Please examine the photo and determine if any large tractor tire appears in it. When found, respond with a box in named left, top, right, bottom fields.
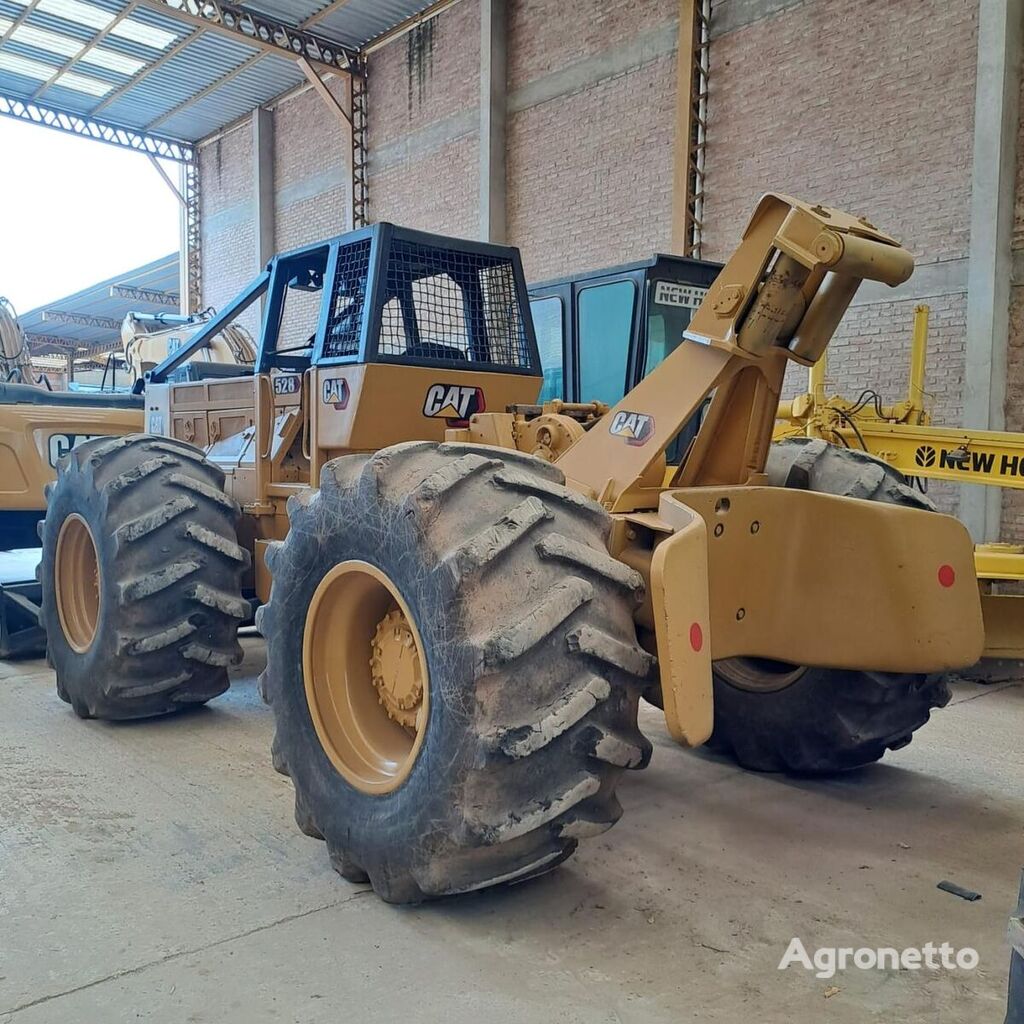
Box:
left=258, top=441, right=652, bottom=903
left=707, top=437, right=951, bottom=773
left=39, top=434, right=248, bottom=719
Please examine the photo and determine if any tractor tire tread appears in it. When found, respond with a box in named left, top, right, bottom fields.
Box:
left=40, top=433, right=245, bottom=720
left=261, top=442, right=650, bottom=903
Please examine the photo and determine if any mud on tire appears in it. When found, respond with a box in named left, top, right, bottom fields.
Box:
left=707, top=437, right=949, bottom=773
left=40, top=434, right=248, bottom=719
left=259, top=441, right=653, bottom=903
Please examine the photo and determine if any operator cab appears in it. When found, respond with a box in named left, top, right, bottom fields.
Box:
left=527, top=254, right=722, bottom=405
left=143, top=225, right=542, bottom=525
left=527, top=254, right=721, bottom=463
left=149, top=223, right=541, bottom=387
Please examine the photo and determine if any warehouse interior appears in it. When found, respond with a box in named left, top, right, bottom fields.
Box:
left=0, top=1, right=1022, bottom=1021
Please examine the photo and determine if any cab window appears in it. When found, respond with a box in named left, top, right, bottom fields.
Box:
left=644, top=279, right=707, bottom=376
left=577, top=280, right=636, bottom=406
left=529, top=296, right=564, bottom=402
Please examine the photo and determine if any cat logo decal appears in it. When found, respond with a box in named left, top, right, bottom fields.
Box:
left=608, top=410, right=655, bottom=446
left=422, top=384, right=485, bottom=423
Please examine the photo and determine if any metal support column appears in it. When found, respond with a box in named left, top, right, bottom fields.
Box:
left=253, top=106, right=275, bottom=281
left=351, top=58, right=369, bottom=228
left=671, top=0, right=710, bottom=257
left=179, top=160, right=202, bottom=316
left=962, top=0, right=1022, bottom=542
left=479, top=0, right=507, bottom=243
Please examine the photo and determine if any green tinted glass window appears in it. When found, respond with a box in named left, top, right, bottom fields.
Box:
left=530, top=296, right=564, bottom=402
left=645, top=280, right=707, bottom=376
left=577, top=281, right=636, bottom=405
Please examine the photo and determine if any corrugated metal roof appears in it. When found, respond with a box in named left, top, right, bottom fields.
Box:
left=0, top=0, right=440, bottom=146
left=20, top=252, right=179, bottom=354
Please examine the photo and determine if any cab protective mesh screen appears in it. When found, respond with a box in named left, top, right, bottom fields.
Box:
left=378, top=239, right=531, bottom=368
left=322, top=238, right=372, bottom=359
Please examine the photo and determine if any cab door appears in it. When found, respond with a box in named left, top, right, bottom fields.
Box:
left=528, top=271, right=642, bottom=404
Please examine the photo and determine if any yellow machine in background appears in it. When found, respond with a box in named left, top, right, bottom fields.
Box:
left=776, top=305, right=1024, bottom=659
left=0, top=307, right=257, bottom=541
left=120, top=311, right=256, bottom=386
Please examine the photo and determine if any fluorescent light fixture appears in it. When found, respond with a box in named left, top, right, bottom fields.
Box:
left=110, top=19, right=177, bottom=50
left=12, top=23, right=83, bottom=57
left=83, top=47, right=145, bottom=74
left=0, top=51, right=54, bottom=80
left=56, top=70, right=112, bottom=95
left=35, top=0, right=114, bottom=31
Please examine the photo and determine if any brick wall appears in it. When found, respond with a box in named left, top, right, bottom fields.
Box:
left=706, top=0, right=978, bottom=519
left=200, top=0, right=684, bottom=298
left=705, top=0, right=976, bottom=262
left=506, top=0, right=678, bottom=280
left=1003, top=286, right=1024, bottom=536
left=274, top=79, right=352, bottom=251
left=364, top=0, right=681, bottom=278
left=1002, top=70, right=1024, bottom=536
left=199, top=125, right=257, bottom=334
left=367, top=5, right=480, bottom=238
left=198, top=77, right=352, bottom=337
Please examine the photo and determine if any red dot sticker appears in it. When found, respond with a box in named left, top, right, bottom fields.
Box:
left=689, top=622, right=704, bottom=652
left=938, top=564, right=956, bottom=588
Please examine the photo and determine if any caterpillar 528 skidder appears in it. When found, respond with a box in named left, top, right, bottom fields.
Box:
left=40, top=196, right=985, bottom=902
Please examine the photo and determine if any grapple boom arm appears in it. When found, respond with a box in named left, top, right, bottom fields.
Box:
left=553, top=193, right=914, bottom=512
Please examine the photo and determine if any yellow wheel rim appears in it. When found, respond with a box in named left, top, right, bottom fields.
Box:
left=54, top=514, right=101, bottom=654
left=303, top=560, right=430, bottom=795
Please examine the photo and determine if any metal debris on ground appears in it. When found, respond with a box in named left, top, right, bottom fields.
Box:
left=937, top=880, right=982, bottom=902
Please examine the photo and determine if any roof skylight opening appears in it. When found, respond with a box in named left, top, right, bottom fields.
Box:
left=11, top=23, right=83, bottom=58
left=0, top=51, right=54, bottom=80
left=35, top=0, right=114, bottom=32
left=83, top=48, right=146, bottom=75
left=110, top=19, right=178, bottom=50
left=56, top=70, right=112, bottom=95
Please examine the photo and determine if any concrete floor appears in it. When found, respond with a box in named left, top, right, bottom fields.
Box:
left=0, top=639, right=1019, bottom=1024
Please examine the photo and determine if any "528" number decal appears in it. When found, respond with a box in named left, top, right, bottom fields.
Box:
left=272, top=374, right=300, bottom=395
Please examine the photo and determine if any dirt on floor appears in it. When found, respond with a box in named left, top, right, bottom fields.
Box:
left=0, top=639, right=1019, bottom=1023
